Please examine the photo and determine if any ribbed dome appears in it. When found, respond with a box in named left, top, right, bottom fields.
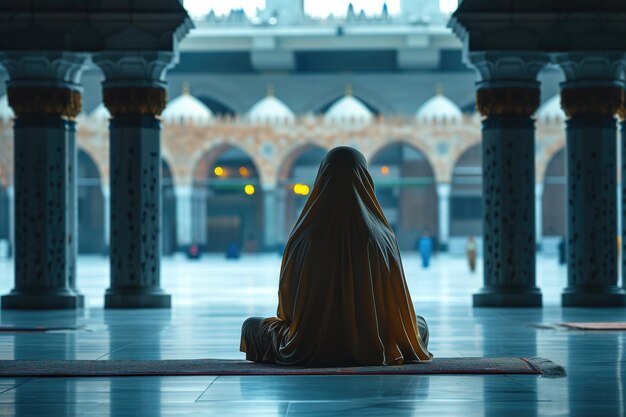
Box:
left=416, top=93, right=463, bottom=123
left=536, top=95, right=565, bottom=123
left=247, top=88, right=295, bottom=124
left=89, top=103, right=111, bottom=123
left=161, top=85, right=213, bottom=126
left=0, top=95, right=14, bottom=124
left=324, top=87, right=373, bottom=124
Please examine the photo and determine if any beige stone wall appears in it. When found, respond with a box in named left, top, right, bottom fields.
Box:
left=0, top=116, right=568, bottom=188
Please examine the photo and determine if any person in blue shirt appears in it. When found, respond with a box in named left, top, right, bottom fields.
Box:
left=417, top=231, right=433, bottom=269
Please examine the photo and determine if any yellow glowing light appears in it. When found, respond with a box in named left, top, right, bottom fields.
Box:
left=380, top=165, right=390, bottom=175
left=244, top=184, right=255, bottom=195
left=239, top=166, right=250, bottom=177
left=214, top=166, right=224, bottom=177
left=293, top=183, right=310, bottom=196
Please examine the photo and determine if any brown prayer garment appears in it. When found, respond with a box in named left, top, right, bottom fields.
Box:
left=241, top=146, right=433, bottom=366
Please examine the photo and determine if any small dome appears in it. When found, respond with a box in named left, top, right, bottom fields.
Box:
left=324, top=88, right=373, bottom=124
left=89, top=103, right=111, bottom=123
left=161, top=84, right=213, bottom=126
left=536, top=95, right=565, bottom=123
left=247, top=87, right=295, bottom=124
left=0, top=95, right=14, bottom=124
left=416, top=92, right=463, bottom=123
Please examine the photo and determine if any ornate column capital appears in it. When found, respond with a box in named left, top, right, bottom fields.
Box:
left=555, top=52, right=625, bottom=118
left=0, top=52, right=89, bottom=119
left=92, top=51, right=177, bottom=89
left=469, top=52, right=549, bottom=117
left=554, top=52, right=625, bottom=88
left=92, top=51, right=177, bottom=117
left=436, top=183, right=451, bottom=199
left=469, top=52, right=550, bottom=89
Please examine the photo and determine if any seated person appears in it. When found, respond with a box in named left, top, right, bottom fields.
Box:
left=241, top=146, right=432, bottom=367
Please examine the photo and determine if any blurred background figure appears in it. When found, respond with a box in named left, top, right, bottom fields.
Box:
left=244, top=233, right=258, bottom=253
left=466, top=235, right=477, bottom=273
left=557, top=237, right=566, bottom=266
left=186, top=244, right=201, bottom=260
left=226, top=242, right=241, bottom=259
left=417, top=230, right=433, bottom=269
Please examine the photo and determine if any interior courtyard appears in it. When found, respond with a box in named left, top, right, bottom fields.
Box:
left=0, top=0, right=626, bottom=416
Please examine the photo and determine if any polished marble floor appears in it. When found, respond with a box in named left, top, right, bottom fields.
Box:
left=0, top=253, right=623, bottom=416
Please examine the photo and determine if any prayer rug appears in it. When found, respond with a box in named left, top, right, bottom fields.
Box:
left=0, top=325, right=84, bottom=333
left=0, top=357, right=565, bottom=377
left=558, top=322, right=626, bottom=330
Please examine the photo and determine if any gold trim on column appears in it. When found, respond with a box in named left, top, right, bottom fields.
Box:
left=103, top=87, right=167, bottom=116
left=616, top=90, right=626, bottom=121
left=7, top=86, right=82, bottom=119
left=560, top=86, right=622, bottom=118
left=476, top=87, right=540, bottom=117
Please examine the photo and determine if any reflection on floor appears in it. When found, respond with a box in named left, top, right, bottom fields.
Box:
left=0, top=254, right=623, bottom=416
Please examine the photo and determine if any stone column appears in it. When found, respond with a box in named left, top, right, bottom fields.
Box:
left=102, top=185, right=110, bottom=250
left=470, top=52, right=548, bottom=307
left=93, top=52, right=177, bottom=308
left=7, top=185, right=14, bottom=257
left=192, top=186, right=208, bottom=245
left=621, top=103, right=626, bottom=290
left=535, top=183, right=543, bottom=251
left=175, top=184, right=192, bottom=250
left=436, top=183, right=451, bottom=251
left=262, top=184, right=278, bottom=251
left=555, top=53, right=625, bottom=306
left=276, top=186, right=288, bottom=246
left=0, top=52, right=87, bottom=309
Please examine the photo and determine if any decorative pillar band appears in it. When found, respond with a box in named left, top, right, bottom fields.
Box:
left=560, top=86, right=622, bottom=118
left=617, top=91, right=626, bottom=121
left=103, top=87, right=167, bottom=117
left=7, top=86, right=81, bottom=119
left=476, top=87, right=540, bottom=117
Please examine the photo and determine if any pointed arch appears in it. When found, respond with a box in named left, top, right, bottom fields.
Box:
left=369, top=141, right=438, bottom=250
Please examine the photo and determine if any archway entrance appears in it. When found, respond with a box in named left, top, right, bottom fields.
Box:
left=369, top=143, right=438, bottom=250
left=278, top=145, right=326, bottom=244
left=193, top=146, right=263, bottom=253
left=450, top=144, right=482, bottom=252
left=161, top=159, right=177, bottom=256
left=542, top=148, right=566, bottom=252
left=77, top=150, right=104, bottom=254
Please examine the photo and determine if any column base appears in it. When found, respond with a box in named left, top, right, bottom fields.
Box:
left=1, top=290, right=84, bottom=310
left=562, top=286, right=625, bottom=307
left=105, top=288, right=171, bottom=309
left=473, top=287, right=542, bottom=307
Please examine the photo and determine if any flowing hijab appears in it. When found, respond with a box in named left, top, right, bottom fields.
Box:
left=245, top=146, right=432, bottom=366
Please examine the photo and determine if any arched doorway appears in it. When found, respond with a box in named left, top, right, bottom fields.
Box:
left=278, top=145, right=326, bottom=244
left=370, top=143, right=438, bottom=250
left=161, top=159, right=177, bottom=256
left=0, top=162, right=9, bottom=257
left=542, top=148, right=566, bottom=252
left=77, top=150, right=105, bottom=254
left=193, top=146, right=263, bottom=253
left=450, top=144, right=482, bottom=251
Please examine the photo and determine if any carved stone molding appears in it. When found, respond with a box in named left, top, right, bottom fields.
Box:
left=0, top=52, right=88, bottom=90
left=560, top=86, right=622, bottom=118
left=468, top=52, right=550, bottom=89
left=554, top=52, right=626, bottom=89
left=7, top=86, right=82, bottom=119
left=103, top=87, right=167, bottom=117
left=92, top=52, right=177, bottom=89
left=476, top=87, right=540, bottom=117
